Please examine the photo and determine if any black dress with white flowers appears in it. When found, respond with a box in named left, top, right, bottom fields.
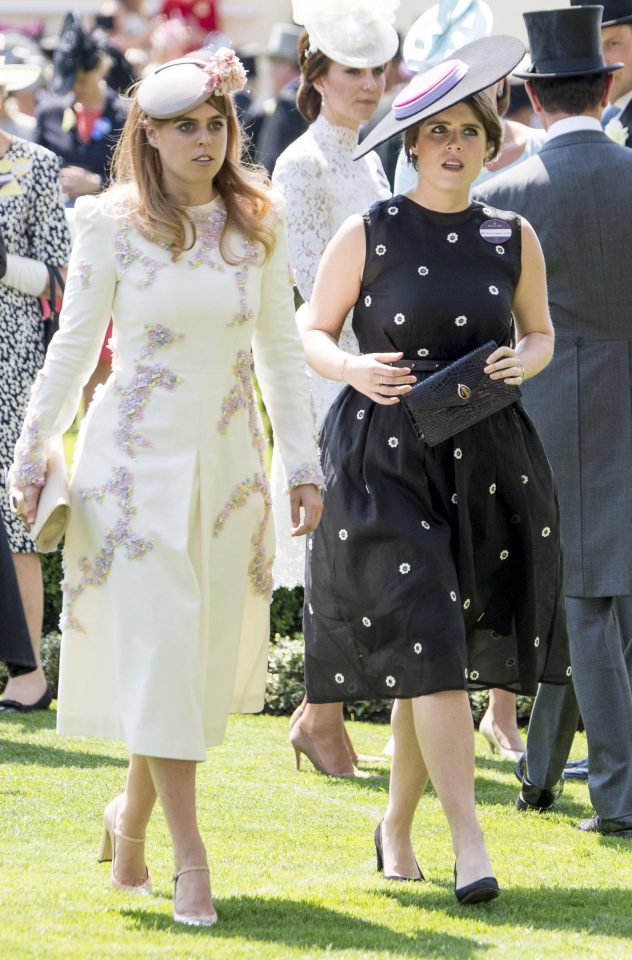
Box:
left=304, top=197, right=570, bottom=701
left=0, top=137, right=71, bottom=552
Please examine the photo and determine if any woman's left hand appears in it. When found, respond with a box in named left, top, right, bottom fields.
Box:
left=484, top=345, right=525, bottom=385
left=289, top=483, right=323, bottom=537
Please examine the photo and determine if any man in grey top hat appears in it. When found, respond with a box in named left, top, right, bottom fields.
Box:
left=478, top=4, right=632, bottom=837
left=573, top=0, right=632, bottom=144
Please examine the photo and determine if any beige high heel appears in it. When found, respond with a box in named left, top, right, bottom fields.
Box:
left=290, top=700, right=387, bottom=767
left=172, top=865, right=217, bottom=927
left=290, top=720, right=375, bottom=778
left=97, top=796, right=152, bottom=895
left=478, top=713, right=524, bottom=762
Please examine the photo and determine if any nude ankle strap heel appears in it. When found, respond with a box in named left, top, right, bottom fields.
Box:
left=172, top=865, right=217, bottom=927
left=98, top=797, right=152, bottom=895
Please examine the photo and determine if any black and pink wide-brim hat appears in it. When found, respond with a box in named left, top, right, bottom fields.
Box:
left=354, top=34, right=525, bottom=160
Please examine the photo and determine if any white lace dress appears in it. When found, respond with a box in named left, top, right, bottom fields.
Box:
left=270, top=114, right=391, bottom=587
left=11, top=190, right=322, bottom=760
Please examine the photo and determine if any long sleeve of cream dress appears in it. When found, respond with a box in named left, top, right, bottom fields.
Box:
left=270, top=114, right=391, bottom=588
left=12, top=189, right=322, bottom=760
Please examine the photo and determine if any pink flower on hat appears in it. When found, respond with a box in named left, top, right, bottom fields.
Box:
left=202, top=47, right=248, bottom=97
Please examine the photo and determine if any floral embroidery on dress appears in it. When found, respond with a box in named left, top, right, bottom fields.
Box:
left=418, top=266, right=429, bottom=276
left=417, top=348, right=429, bottom=357
left=115, top=221, right=168, bottom=289
left=399, top=562, right=411, bottom=574
left=287, top=461, right=324, bottom=490
left=365, top=295, right=372, bottom=307
left=534, top=636, right=540, bottom=647
left=11, top=414, right=46, bottom=487
left=338, top=529, right=349, bottom=541
left=114, top=325, right=183, bottom=458
left=335, top=673, right=345, bottom=684
left=394, top=313, right=406, bottom=325
left=385, top=675, right=396, bottom=688
left=447, top=233, right=458, bottom=243
left=500, top=549, right=509, bottom=560
left=489, top=285, right=499, bottom=296
left=388, top=437, right=399, bottom=448
left=217, top=351, right=266, bottom=462
left=356, top=410, right=365, bottom=420
left=387, top=206, right=399, bottom=216
left=542, top=527, right=551, bottom=537
left=188, top=207, right=226, bottom=272
left=414, top=643, right=422, bottom=654
left=455, top=316, right=467, bottom=327
left=62, top=467, right=152, bottom=633
left=229, top=238, right=259, bottom=328
left=496, top=245, right=505, bottom=256
left=78, top=259, right=92, bottom=290
left=375, top=244, right=386, bottom=256
left=213, top=472, right=273, bottom=598
left=362, top=617, right=371, bottom=627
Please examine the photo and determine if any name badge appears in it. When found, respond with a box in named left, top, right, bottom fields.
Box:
left=480, top=219, right=512, bottom=244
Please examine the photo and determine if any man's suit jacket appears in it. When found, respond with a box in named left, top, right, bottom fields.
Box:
left=619, top=99, right=632, bottom=146
left=478, top=130, right=632, bottom=597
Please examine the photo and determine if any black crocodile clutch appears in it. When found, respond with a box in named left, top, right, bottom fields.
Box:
left=401, top=340, right=521, bottom=447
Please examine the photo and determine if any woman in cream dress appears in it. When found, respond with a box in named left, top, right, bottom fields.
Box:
left=10, top=53, right=322, bottom=926
left=270, top=0, right=397, bottom=778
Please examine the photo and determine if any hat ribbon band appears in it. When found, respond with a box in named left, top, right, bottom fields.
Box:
left=533, top=55, right=606, bottom=74
left=393, top=59, right=468, bottom=120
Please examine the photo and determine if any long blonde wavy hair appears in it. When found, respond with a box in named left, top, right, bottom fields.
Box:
left=109, top=91, right=275, bottom=263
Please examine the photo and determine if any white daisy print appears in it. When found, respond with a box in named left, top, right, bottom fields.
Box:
left=463, top=598, right=471, bottom=610
left=489, top=285, right=499, bottom=296
left=496, top=245, right=505, bottom=255
left=455, top=315, right=467, bottom=327
left=338, top=529, right=348, bottom=541
left=365, top=295, right=372, bottom=307
left=447, top=232, right=458, bottom=243
left=421, top=520, right=430, bottom=530
left=399, top=562, right=411, bottom=574
left=465, top=668, right=469, bottom=679
left=482, top=207, right=493, bottom=216
left=414, top=643, right=422, bottom=654
left=376, top=244, right=386, bottom=256
left=417, top=348, right=429, bottom=357
left=451, top=493, right=458, bottom=504
left=534, top=636, right=540, bottom=648
left=387, top=206, right=399, bottom=216
left=356, top=409, right=365, bottom=420
left=470, top=670, right=480, bottom=680
left=385, top=675, right=396, bottom=688
left=418, top=265, right=429, bottom=276
left=542, top=527, right=551, bottom=538
left=394, top=313, right=406, bottom=325
left=454, top=448, right=463, bottom=459
left=566, top=666, right=572, bottom=677
left=450, top=591, right=457, bottom=601
left=500, top=549, right=509, bottom=560
left=388, top=437, right=399, bottom=448
left=521, top=474, right=529, bottom=484
left=362, top=617, right=372, bottom=627
left=335, top=673, right=345, bottom=684
left=489, top=483, right=496, bottom=494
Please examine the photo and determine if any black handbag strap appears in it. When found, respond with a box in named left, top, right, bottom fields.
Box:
left=46, top=265, right=65, bottom=319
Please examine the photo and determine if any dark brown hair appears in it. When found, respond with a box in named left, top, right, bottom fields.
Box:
left=528, top=72, right=609, bottom=115
left=110, top=91, right=275, bottom=264
left=296, top=29, right=333, bottom=123
left=403, top=91, right=504, bottom=170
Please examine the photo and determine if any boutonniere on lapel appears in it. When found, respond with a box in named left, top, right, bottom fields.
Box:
left=61, top=107, right=76, bottom=132
left=0, top=155, right=33, bottom=198
left=604, top=118, right=629, bottom=145
left=91, top=117, right=113, bottom=142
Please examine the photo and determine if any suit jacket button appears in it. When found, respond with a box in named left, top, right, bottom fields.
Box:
left=575, top=336, right=584, bottom=346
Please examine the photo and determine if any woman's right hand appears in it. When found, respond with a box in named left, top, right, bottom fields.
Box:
left=9, top=481, right=42, bottom=528
left=342, top=352, right=416, bottom=405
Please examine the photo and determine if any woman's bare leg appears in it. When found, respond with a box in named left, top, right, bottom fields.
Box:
left=112, top=754, right=157, bottom=886
left=2, top=552, right=46, bottom=703
left=146, top=757, right=214, bottom=920
left=294, top=701, right=357, bottom=775
left=479, top=689, right=524, bottom=755
left=411, top=690, right=493, bottom=888
left=380, top=698, right=428, bottom=878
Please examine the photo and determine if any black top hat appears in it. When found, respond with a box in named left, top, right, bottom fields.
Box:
left=52, top=11, right=104, bottom=95
left=514, top=6, right=623, bottom=79
left=571, top=1, right=632, bottom=27
left=354, top=35, right=525, bottom=161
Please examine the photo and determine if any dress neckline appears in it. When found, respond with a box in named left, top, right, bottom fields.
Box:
left=397, top=194, right=480, bottom=226
left=311, top=114, right=359, bottom=153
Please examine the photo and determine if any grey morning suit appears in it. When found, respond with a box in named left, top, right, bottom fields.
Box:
left=479, top=128, right=632, bottom=819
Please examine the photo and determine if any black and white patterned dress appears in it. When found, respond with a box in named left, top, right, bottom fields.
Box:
left=304, top=197, right=570, bottom=702
left=0, top=137, right=71, bottom=551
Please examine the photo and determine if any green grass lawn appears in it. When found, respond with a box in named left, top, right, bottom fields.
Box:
left=2, top=712, right=630, bottom=960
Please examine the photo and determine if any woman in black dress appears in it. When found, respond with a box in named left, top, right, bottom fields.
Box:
left=300, top=37, right=570, bottom=904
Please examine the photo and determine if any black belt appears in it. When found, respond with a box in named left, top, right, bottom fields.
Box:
left=389, top=357, right=450, bottom=373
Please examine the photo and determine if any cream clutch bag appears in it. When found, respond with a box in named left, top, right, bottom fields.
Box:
left=9, top=437, right=70, bottom=553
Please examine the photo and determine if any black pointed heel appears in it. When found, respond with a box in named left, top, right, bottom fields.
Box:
left=454, top=863, right=499, bottom=904
left=374, top=820, right=424, bottom=882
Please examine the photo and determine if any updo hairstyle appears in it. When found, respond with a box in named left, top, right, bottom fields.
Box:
left=296, top=29, right=333, bottom=123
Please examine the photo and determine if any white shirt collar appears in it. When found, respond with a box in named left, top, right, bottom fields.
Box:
left=546, top=115, right=603, bottom=141
left=614, top=89, right=632, bottom=112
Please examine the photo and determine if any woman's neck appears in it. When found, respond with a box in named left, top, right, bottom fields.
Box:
left=319, top=104, right=359, bottom=132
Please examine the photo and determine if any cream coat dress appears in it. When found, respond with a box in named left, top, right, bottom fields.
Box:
left=12, top=190, right=322, bottom=761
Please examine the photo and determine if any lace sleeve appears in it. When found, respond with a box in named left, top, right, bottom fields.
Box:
left=272, top=149, right=332, bottom=301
